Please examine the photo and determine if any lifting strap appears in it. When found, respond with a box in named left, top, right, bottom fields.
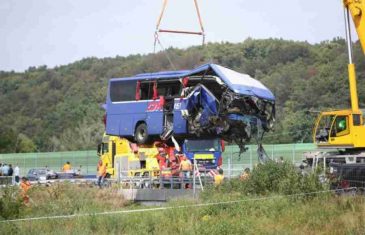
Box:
left=154, top=0, right=205, bottom=51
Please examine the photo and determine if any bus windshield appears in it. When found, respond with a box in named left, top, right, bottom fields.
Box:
left=185, top=139, right=220, bottom=152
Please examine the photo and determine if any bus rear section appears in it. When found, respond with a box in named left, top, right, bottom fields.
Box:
left=105, top=76, right=188, bottom=143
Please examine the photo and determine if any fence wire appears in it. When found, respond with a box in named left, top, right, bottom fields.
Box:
left=0, top=143, right=316, bottom=178
left=222, top=143, right=316, bottom=178
left=0, top=150, right=98, bottom=177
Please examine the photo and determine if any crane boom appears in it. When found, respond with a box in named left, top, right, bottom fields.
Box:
left=344, top=7, right=360, bottom=112
left=344, top=0, right=365, bottom=54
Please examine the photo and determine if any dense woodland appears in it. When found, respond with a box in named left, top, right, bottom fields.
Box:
left=1, top=38, right=365, bottom=153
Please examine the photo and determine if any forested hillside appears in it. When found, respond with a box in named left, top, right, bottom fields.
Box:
left=1, top=38, right=364, bottom=153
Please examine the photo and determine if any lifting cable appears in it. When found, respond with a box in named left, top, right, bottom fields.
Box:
left=154, top=0, right=206, bottom=53
left=153, top=0, right=214, bottom=70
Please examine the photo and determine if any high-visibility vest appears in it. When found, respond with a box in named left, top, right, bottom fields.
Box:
left=180, top=160, right=191, bottom=171
left=214, top=174, right=224, bottom=186
left=98, top=164, right=106, bottom=176
left=20, top=181, right=31, bottom=194
left=63, top=164, right=71, bottom=171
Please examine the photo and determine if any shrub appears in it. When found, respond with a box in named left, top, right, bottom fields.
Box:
left=202, top=161, right=327, bottom=200
left=0, top=187, right=23, bottom=220
left=247, top=161, right=326, bottom=196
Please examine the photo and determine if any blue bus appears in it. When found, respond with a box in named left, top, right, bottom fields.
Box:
left=105, top=63, right=275, bottom=146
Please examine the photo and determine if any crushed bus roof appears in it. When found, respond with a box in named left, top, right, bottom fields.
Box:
left=110, top=63, right=275, bottom=101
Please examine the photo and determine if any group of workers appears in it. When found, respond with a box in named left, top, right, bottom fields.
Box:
left=15, top=161, right=82, bottom=205
left=0, top=162, right=20, bottom=184
left=157, top=148, right=191, bottom=176
left=61, top=161, right=83, bottom=175
left=156, top=147, right=225, bottom=186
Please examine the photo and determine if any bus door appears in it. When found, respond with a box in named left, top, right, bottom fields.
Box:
left=158, top=80, right=181, bottom=139
left=145, top=81, right=164, bottom=135
left=173, top=98, right=187, bottom=134
left=134, top=80, right=149, bottom=126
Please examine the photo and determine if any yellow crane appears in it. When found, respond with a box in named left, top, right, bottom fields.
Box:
left=308, top=0, right=365, bottom=164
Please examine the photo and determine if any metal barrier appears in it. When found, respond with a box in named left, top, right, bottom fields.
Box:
left=0, top=150, right=98, bottom=177
left=0, top=143, right=316, bottom=179
left=329, top=162, right=365, bottom=193
left=116, top=173, right=214, bottom=189
left=222, top=143, right=316, bottom=177
left=0, top=176, right=13, bottom=186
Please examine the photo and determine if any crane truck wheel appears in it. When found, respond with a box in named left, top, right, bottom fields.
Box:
left=135, top=123, right=149, bottom=144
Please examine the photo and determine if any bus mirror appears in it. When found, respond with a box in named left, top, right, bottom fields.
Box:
left=103, top=114, right=106, bottom=126
left=97, top=144, right=102, bottom=156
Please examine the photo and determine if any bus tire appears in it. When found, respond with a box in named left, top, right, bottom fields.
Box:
left=135, top=123, right=149, bottom=144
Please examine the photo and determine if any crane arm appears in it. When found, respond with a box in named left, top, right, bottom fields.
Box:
left=344, top=0, right=365, bottom=53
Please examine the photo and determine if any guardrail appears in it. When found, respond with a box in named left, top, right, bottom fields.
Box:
left=116, top=175, right=214, bottom=190
left=0, top=176, right=13, bottom=186
left=0, top=143, right=316, bottom=177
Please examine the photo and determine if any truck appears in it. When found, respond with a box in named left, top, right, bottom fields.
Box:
left=182, top=138, right=223, bottom=171
left=97, top=134, right=223, bottom=178
left=97, top=134, right=162, bottom=178
left=304, top=0, right=365, bottom=166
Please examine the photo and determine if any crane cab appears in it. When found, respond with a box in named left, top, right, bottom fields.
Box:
left=314, top=110, right=365, bottom=149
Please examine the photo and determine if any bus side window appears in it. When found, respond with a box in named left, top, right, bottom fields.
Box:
left=110, top=80, right=136, bottom=102
left=157, top=81, right=181, bottom=98
left=136, top=81, right=141, bottom=100
left=140, top=82, right=154, bottom=100
left=153, top=81, right=158, bottom=100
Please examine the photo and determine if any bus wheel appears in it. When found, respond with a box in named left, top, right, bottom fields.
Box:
left=135, top=123, right=149, bottom=144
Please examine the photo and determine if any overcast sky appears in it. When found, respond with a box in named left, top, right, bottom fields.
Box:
left=0, top=0, right=354, bottom=72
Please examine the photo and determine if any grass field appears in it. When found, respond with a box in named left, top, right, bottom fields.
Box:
left=5, top=189, right=364, bottom=235
left=1, top=162, right=365, bottom=234
left=0, top=143, right=316, bottom=177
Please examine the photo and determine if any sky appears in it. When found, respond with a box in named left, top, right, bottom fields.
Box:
left=0, top=0, right=354, bottom=72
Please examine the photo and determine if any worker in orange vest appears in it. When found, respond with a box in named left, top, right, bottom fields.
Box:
left=156, top=148, right=168, bottom=170
left=20, top=177, right=31, bottom=204
left=97, top=160, right=103, bottom=172
left=62, top=161, right=72, bottom=172
left=97, top=162, right=107, bottom=188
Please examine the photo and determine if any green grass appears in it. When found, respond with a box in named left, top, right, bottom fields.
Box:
left=1, top=184, right=365, bottom=234
left=1, top=162, right=364, bottom=234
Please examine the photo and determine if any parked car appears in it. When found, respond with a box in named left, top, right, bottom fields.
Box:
left=27, top=168, right=57, bottom=181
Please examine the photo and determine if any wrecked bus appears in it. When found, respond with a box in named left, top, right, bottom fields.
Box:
left=105, top=63, right=275, bottom=151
